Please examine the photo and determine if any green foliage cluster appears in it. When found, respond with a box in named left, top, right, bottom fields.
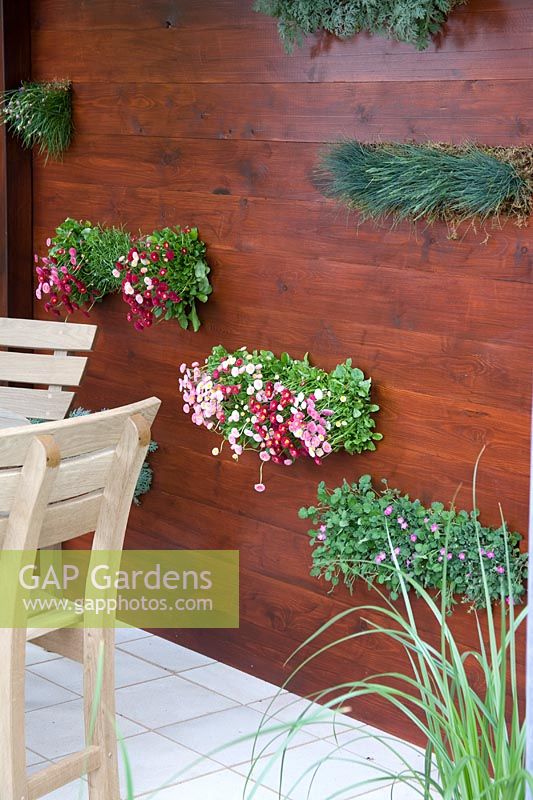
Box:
left=137, top=226, right=212, bottom=332
left=1, top=81, right=72, bottom=159
left=254, top=0, right=466, bottom=51
left=206, top=346, right=382, bottom=454
left=321, top=141, right=533, bottom=234
left=36, top=220, right=212, bottom=330
left=299, top=474, right=527, bottom=608
left=35, top=218, right=130, bottom=316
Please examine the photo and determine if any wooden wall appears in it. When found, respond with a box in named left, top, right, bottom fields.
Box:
left=30, top=0, right=532, bottom=740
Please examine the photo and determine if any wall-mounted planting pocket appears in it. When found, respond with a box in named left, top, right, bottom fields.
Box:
left=301, top=473, right=527, bottom=608
left=1, top=80, right=72, bottom=160
left=254, top=0, right=467, bottom=52
left=320, top=141, right=532, bottom=238
left=179, top=346, right=381, bottom=491
left=35, top=220, right=212, bottom=332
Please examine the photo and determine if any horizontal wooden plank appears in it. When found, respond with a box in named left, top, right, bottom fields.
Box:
left=62, top=80, right=533, bottom=145
left=0, top=397, right=159, bottom=466
left=0, top=387, right=74, bottom=420
left=0, top=490, right=103, bottom=548
left=35, top=135, right=319, bottom=200
left=150, top=440, right=529, bottom=536
left=0, top=351, right=88, bottom=386
left=28, top=747, right=101, bottom=799
left=36, top=134, right=533, bottom=225
left=0, top=316, right=97, bottom=351
left=54, top=236, right=530, bottom=348
left=31, top=0, right=531, bottom=31
left=32, top=0, right=253, bottom=30
left=39, top=490, right=102, bottom=546
left=31, top=12, right=533, bottom=85
left=0, top=448, right=114, bottom=510
left=30, top=627, right=83, bottom=661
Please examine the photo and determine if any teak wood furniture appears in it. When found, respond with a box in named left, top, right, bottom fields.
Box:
left=0, top=316, right=97, bottom=421
left=0, top=397, right=160, bottom=799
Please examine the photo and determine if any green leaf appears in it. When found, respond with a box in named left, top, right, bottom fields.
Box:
left=189, top=304, right=201, bottom=332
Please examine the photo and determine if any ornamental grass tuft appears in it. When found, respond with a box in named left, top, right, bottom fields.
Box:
left=321, top=141, right=533, bottom=235
left=254, top=0, right=467, bottom=51
left=1, top=80, right=72, bottom=160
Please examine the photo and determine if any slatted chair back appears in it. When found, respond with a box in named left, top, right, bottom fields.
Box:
left=0, top=396, right=160, bottom=799
left=0, top=316, right=97, bottom=421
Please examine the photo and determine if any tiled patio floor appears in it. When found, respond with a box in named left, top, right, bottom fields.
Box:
left=25, top=629, right=425, bottom=799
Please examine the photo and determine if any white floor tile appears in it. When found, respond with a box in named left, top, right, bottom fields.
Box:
left=365, top=780, right=431, bottom=800
left=116, top=674, right=237, bottom=729
left=183, top=661, right=281, bottom=704
left=140, top=767, right=279, bottom=799
left=118, top=635, right=214, bottom=672
left=29, top=649, right=170, bottom=694
left=234, top=738, right=397, bottom=800
left=337, top=728, right=426, bottom=774
left=27, top=749, right=45, bottom=767
left=26, top=670, right=79, bottom=711
left=115, top=626, right=153, bottom=644
left=250, top=693, right=360, bottom=739
left=158, top=704, right=313, bottom=768
left=20, top=637, right=425, bottom=800
left=26, top=642, right=62, bottom=666
left=117, top=731, right=222, bottom=797
left=26, top=698, right=146, bottom=760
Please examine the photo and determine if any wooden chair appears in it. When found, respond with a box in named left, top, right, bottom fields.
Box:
left=0, top=396, right=160, bottom=799
left=0, top=317, right=98, bottom=421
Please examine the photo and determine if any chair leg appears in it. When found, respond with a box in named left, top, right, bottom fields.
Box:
left=0, top=629, right=27, bottom=799
left=84, top=628, right=120, bottom=799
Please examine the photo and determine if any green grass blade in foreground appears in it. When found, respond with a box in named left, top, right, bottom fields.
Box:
left=259, top=456, right=530, bottom=798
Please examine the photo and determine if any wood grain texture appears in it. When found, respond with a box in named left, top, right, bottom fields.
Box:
left=31, top=10, right=533, bottom=84
left=0, top=350, right=87, bottom=385
left=0, top=316, right=97, bottom=350
left=59, top=81, right=533, bottom=145
left=30, top=0, right=532, bottom=742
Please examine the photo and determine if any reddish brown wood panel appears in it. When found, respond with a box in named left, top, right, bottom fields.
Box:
left=30, top=0, right=532, bottom=741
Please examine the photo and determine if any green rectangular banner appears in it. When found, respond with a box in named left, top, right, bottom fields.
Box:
left=0, top=550, right=239, bottom=629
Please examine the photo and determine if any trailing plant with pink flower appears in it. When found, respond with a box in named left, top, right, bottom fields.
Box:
left=299, top=474, right=526, bottom=608
left=179, top=346, right=381, bottom=490
left=115, top=226, right=211, bottom=332
left=34, top=218, right=130, bottom=317
left=35, top=220, right=211, bottom=330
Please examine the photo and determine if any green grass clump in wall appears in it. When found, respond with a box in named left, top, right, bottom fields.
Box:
left=321, top=141, right=533, bottom=235
left=254, top=0, right=466, bottom=51
left=1, top=80, right=72, bottom=160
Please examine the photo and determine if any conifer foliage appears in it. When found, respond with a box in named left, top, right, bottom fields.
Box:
left=254, top=0, right=466, bottom=51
